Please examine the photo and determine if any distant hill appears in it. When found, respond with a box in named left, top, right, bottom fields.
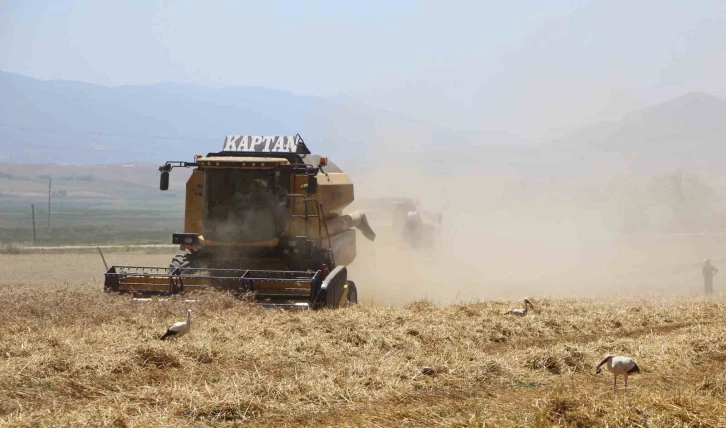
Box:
left=0, top=71, right=488, bottom=173
left=3, top=69, right=726, bottom=181
left=3, top=77, right=726, bottom=238
left=547, top=92, right=726, bottom=175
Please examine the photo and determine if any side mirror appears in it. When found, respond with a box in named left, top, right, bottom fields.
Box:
left=307, top=176, right=318, bottom=194
left=160, top=171, right=169, bottom=191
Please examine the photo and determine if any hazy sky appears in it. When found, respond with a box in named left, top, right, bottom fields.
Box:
left=2, top=0, right=725, bottom=142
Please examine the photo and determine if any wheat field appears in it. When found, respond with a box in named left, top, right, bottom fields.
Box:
left=1, top=253, right=725, bottom=427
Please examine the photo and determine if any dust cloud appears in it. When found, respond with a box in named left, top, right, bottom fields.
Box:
left=344, top=152, right=723, bottom=307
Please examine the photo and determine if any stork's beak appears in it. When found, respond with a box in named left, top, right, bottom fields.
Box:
left=595, top=355, right=611, bottom=373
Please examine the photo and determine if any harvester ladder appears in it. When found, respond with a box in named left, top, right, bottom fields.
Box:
left=289, top=193, right=323, bottom=244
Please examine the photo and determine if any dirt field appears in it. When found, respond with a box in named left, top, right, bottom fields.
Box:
left=1, top=251, right=725, bottom=427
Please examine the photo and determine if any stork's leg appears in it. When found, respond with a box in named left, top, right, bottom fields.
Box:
left=613, top=375, right=617, bottom=391
left=624, top=374, right=628, bottom=388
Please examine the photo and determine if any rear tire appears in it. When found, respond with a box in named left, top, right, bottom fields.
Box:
left=346, top=280, right=358, bottom=305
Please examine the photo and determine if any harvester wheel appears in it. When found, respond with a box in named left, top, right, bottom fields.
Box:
left=346, top=280, right=358, bottom=305
left=169, top=254, right=193, bottom=273
left=318, top=265, right=351, bottom=309
left=168, top=254, right=194, bottom=295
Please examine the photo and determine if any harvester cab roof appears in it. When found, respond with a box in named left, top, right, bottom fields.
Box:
left=158, top=134, right=342, bottom=190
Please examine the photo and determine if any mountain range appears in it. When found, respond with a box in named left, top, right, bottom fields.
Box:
left=2, top=70, right=726, bottom=180
left=0, top=71, right=487, bottom=170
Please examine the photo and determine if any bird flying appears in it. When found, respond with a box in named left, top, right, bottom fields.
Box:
left=160, top=309, right=192, bottom=340
left=506, top=298, right=534, bottom=316
left=596, top=354, right=640, bottom=391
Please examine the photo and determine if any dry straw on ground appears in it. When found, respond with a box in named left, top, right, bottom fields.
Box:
left=1, top=282, right=725, bottom=427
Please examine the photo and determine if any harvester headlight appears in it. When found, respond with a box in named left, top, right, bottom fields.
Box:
left=172, top=233, right=200, bottom=245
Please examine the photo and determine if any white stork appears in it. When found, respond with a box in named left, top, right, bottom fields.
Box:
left=595, top=354, right=640, bottom=391
left=160, top=309, right=192, bottom=340
left=505, top=298, right=534, bottom=316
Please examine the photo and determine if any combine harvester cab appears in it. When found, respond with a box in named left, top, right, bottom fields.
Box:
left=104, top=134, right=375, bottom=309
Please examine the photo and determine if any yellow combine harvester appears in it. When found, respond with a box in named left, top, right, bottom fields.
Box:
left=104, top=135, right=376, bottom=309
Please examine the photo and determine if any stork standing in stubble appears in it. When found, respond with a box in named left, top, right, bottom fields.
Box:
left=596, top=354, right=640, bottom=391
left=506, top=298, right=534, bottom=316
left=160, top=309, right=192, bottom=340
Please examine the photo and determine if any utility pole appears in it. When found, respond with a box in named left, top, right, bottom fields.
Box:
left=47, top=177, right=51, bottom=230
left=31, top=204, right=37, bottom=244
